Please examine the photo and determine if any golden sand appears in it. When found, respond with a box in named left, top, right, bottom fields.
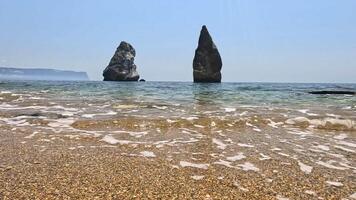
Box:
left=0, top=122, right=355, bottom=200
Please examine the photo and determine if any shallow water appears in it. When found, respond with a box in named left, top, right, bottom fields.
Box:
left=0, top=81, right=355, bottom=198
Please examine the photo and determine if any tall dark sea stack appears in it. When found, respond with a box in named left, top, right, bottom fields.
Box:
left=103, top=41, right=140, bottom=81
left=193, top=25, right=222, bottom=83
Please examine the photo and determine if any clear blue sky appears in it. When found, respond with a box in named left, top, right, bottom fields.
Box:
left=0, top=0, right=355, bottom=82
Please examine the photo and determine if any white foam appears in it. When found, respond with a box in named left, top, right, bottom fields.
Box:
left=267, top=119, right=282, bottom=128
left=253, top=128, right=261, bottom=132
left=0, top=103, right=47, bottom=110
left=82, top=111, right=117, bottom=118
left=334, top=145, right=355, bottom=153
left=24, top=131, right=39, bottom=139
left=350, top=192, right=356, bottom=199
left=185, top=116, right=199, bottom=121
left=48, top=118, right=75, bottom=128
left=0, top=91, right=12, bottom=94
left=179, top=161, right=209, bottom=170
left=154, top=137, right=199, bottom=147
left=316, top=145, right=330, bottom=151
left=28, top=96, right=45, bottom=100
left=246, top=122, right=253, bottom=127
left=114, top=104, right=141, bottom=109
left=152, top=105, right=167, bottom=110
left=298, top=109, right=309, bottom=114
left=0, top=118, right=29, bottom=127
left=39, top=139, right=51, bottom=142
left=287, top=129, right=313, bottom=136
left=265, top=178, right=273, bottom=183
left=276, top=195, right=289, bottom=200
left=140, top=151, right=156, bottom=158
left=212, top=138, right=227, bottom=150
left=114, top=130, right=148, bottom=138
left=285, top=117, right=308, bottom=125
left=298, top=161, right=313, bottom=174
left=333, top=134, right=348, bottom=140
left=307, top=113, right=319, bottom=116
left=304, top=190, right=316, bottom=196
left=60, top=111, right=75, bottom=117
left=121, top=153, right=139, bottom=157
left=214, top=160, right=235, bottom=168
left=166, top=119, right=176, bottom=123
left=326, top=181, right=343, bottom=187
left=285, top=117, right=355, bottom=130
left=226, top=153, right=246, bottom=161
left=171, top=165, right=179, bottom=169
left=326, top=113, right=341, bottom=118
left=297, top=109, right=318, bottom=116
left=259, top=153, right=271, bottom=160
left=238, top=143, right=254, bottom=148
left=316, top=160, right=347, bottom=170
left=191, top=175, right=204, bottom=180
left=238, top=162, right=259, bottom=172
left=224, top=108, right=236, bottom=112
left=81, top=114, right=96, bottom=118
left=278, top=152, right=290, bottom=157
left=101, top=135, right=120, bottom=145
left=179, top=128, right=204, bottom=137
left=239, top=111, right=248, bottom=116
left=194, top=124, right=205, bottom=128
left=337, top=141, right=356, bottom=148
left=51, top=105, right=79, bottom=112
left=233, top=182, right=249, bottom=192
left=102, top=137, right=143, bottom=146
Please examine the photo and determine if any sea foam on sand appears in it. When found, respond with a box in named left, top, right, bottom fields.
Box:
left=212, top=138, right=227, bottom=150
left=140, top=151, right=156, bottom=158
left=180, top=161, right=209, bottom=170
left=298, top=161, right=313, bottom=174
left=238, top=162, right=259, bottom=172
left=226, top=153, right=246, bottom=161
left=101, top=135, right=120, bottom=145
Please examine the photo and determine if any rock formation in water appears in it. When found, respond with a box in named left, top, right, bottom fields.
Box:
left=193, top=25, right=222, bottom=83
left=103, top=41, right=140, bottom=81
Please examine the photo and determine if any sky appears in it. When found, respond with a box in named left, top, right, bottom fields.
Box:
left=0, top=0, right=355, bottom=83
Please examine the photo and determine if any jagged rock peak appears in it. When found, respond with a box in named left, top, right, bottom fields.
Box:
left=193, top=25, right=222, bottom=83
left=103, top=41, right=140, bottom=81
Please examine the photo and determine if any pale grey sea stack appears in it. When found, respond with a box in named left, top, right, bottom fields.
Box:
left=193, top=25, right=222, bottom=83
left=103, top=41, right=140, bottom=81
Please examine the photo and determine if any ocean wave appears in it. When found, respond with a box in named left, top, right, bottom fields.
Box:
left=285, top=117, right=355, bottom=131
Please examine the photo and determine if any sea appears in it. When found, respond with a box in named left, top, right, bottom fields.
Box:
left=0, top=81, right=355, bottom=198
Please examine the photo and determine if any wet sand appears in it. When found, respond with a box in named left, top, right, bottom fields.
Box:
left=1, top=120, right=355, bottom=199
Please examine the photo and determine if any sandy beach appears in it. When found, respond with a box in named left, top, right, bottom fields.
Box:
left=1, top=118, right=355, bottom=199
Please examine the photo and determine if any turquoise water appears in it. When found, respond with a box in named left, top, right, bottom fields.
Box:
left=0, top=81, right=356, bottom=130
left=1, top=81, right=355, bottom=107
left=0, top=81, right=355, bottom=130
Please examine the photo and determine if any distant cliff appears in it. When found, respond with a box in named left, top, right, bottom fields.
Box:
left=0, top=67, right=89, bottom=81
